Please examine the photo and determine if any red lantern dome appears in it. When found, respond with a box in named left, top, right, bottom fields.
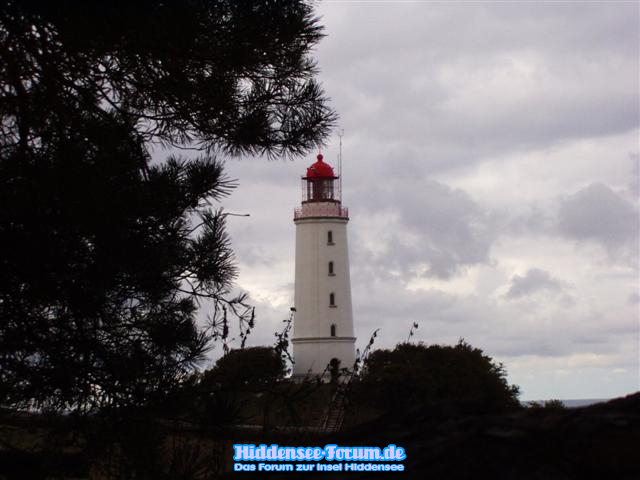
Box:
left=305, top=153, right=337, bottom=179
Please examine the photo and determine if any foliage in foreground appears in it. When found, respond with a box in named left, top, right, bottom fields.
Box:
left=0, top=0, right=335, bottom=413
left=201, top=347, right=287, bottom=391
left=354, top=340, right=521, bottom=415
left=192, top=347, right=288, bottom=426
left=0, top=114, right=239, bottom=413
left=526, top=399, right=566, bottom=411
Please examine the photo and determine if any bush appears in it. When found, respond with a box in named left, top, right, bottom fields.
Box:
left=189, top=347, right=286, bottom=426
left=355, top=340, right=520, bottom=414
left=527, top=399, right=566, bottom=411
left=201, top=347, right=286, bottom=391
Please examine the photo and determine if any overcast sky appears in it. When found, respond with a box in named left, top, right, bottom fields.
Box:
left=208, top=2, right=638, bottom=400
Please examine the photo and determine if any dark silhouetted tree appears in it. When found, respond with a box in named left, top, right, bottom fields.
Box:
left=0, top=0, right=336, bottom=157
left=0, top=111, right=241, bottom=412
left=201, top=347, right=286, bottom=391
left=356, top=340, right=521, bottom=414
left=527, top=399, right=566, bottom=411
left=0, top=0, right=336, bottom=413
left=190, top=347, right=286, bottom=426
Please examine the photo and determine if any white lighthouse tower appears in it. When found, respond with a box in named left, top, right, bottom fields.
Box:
left=292, top=153, right=356, bottom=379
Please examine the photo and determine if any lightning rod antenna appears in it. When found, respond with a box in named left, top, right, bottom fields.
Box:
left=338, top=129, right=344, bottom=202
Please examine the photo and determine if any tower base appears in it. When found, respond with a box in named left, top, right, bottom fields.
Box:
left=291, top=336, right=356, bottom=381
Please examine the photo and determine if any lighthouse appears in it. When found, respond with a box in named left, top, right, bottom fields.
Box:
left=292, top=153, right=356, bottom=379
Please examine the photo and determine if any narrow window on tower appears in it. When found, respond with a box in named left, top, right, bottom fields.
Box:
left=329, top=293, right=336, bottom=307
left=328, top=261, right=335, bottom=276
left=327, top=230, right=334, bottom=245
left=330, top=324, right=336, bottom=337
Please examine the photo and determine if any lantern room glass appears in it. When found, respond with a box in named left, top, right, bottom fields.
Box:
left=302, top=177, right=340, bottom=203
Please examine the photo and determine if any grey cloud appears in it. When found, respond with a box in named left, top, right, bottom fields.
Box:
left=506, top=268, right=564, bottom=299
left=350, top=178, right=497, bottom=279
left=396, top=181, right=495, bottom=278
left=234, top=244, right=277, bottom=268
left=505, top=204, right=555, bottom=236
left=317, top=3, right=638, bottom=174
left=350, top=272, right=632, bottom=362
left=557, top=183, right=639, bottom=260
left=320, top=4, right=637, bottom=72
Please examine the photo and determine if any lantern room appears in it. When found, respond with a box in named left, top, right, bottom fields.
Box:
left=301, top=153, right=341, bottom=203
